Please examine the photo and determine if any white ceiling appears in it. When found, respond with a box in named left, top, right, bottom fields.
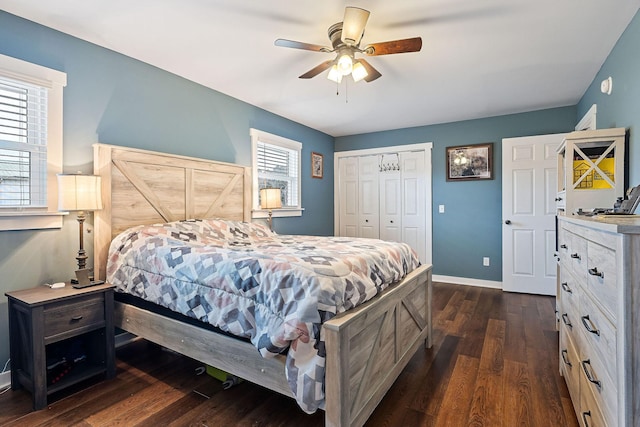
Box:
left=1, top=0, right=639, bottom=137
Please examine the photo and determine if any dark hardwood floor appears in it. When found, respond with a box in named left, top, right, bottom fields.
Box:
left=0, top=282, right=579, bottom=426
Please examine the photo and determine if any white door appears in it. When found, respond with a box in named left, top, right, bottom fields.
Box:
left=502, top=133, right=565, bottom=295
left=358, top=155, right=379, bottom=239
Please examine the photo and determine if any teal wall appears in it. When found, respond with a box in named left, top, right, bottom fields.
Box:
left=335, top=107, right=577, bottom=281
left=0, top=11, right=334, bottom=366
left=577, top=10, right=640, bottom=186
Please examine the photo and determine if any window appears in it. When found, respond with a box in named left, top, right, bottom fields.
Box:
left=0, top=54, right=67, bottom=231
left=250, top=128, right=303, bottom=218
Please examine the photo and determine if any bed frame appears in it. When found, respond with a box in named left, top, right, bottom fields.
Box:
left=93, top=143, right=432, bottom=427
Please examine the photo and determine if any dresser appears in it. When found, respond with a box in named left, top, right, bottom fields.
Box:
left=557, top=215, right=640, bottom=426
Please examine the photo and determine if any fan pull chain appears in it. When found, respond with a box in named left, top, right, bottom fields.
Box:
left=345, top=78, right=349, bottom=104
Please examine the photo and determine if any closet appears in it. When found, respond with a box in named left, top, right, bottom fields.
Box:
left=335, top=145, right=432, bottom=265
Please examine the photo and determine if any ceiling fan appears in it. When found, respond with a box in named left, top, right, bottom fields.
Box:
left=275, top=7, right=422, bottom=84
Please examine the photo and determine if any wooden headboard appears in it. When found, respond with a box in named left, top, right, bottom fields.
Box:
left=92, top=143, right=251, bottom=280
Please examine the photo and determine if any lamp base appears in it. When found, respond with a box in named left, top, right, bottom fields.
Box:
left=72, top=280, right=105, bottom=289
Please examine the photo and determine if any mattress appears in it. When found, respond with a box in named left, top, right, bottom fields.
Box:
left=107, top=218, right=420, bottom=413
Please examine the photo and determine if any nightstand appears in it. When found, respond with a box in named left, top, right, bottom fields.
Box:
left=5, top=282, right=115, bottom=410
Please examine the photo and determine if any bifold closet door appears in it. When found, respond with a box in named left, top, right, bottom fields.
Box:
left=399, top=151, right=427, bottom=264
left=338, top=157, right=358, bottom=237
left=379, top=166, right=401, bottom=243
left=357, top=155, right=380, bottom=239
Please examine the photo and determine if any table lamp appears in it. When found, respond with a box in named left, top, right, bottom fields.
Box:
left=259, top=188, right=281, bottom=231
left=57, top=173, right=102, bottom=277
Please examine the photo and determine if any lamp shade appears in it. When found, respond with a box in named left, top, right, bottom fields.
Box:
left=57, top=174, right=103, bottom=211
left=351, top=61, right=368, bottom=82
left=341, top=7, right=370, bottom=45
left=259, top=188, right=282, bottom=210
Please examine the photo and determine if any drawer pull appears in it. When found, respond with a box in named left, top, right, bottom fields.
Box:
left=561, top=313, right=572, bottom=328
left=560, top=282, right=572, bottom=293
left=570, top=253, right=581, bottom=260
left=582, top=411, right=592, bottom=427
left=71, top=315, right=84, bottom=322
left=581, top=315, right=600, bottom=336
left=560, top=244, right=568, bottom=249
left=588, top=267, right=604, bottom=278
left=581, top=359, right=602, bottom=390
left=561, top=349, right=572, bottom=367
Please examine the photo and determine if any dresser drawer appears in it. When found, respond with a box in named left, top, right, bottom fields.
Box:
left=578, top=292, right=617, bottom=386
left=565, top=230, right=588, bottom=284
left=579, top=351, right=617, bottom=426
left=44, top=295, right=106, bottom=341
left=560, top=284, right=581, bottom=345
left=579, top=377, right=609, bottom=427
left=585, top=241, right=617, bottom=323
left=560, top=323, right=580, bottom=405
left=559, top=267, right=580, bottom=315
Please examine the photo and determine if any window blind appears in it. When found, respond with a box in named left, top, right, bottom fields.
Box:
left=0, top=77, right=48, bottom=207
left=257, top=141, right=299, bottom=208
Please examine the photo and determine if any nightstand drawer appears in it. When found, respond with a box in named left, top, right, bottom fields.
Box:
left=44, top=295, right=105, bottom=341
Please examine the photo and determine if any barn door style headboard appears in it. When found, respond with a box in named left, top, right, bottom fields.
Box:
left=93, top=143, right=252, bottom=280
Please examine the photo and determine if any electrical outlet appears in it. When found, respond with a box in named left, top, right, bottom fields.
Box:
left=438, top=204, right=445, bottom=213
left=483, top=257, right=490, bottom=266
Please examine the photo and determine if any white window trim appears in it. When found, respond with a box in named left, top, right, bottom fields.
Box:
left=250, top=128, right=303, bottom=219
left=0, top=53, right=67, bottom=231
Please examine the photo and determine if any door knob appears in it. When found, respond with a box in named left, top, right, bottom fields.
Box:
left=505, top=220, right=512, bottom=225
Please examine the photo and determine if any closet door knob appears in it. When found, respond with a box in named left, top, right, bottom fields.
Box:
left=504, top=220, right=512, bottom=225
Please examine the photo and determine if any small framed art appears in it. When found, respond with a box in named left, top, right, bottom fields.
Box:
left=446, top=143, right=493, bottom=181
left=311, top=152, right=323, bottom=179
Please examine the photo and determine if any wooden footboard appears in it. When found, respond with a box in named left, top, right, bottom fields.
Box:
left=323, top=264, right=432, bottom=427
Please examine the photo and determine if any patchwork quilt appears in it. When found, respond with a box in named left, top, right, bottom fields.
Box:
left=107, top=218, right=420, bottom=413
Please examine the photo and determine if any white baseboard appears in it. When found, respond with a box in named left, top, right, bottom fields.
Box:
left=0, top=370, right=10, bottom=390
left=432, top=274, right=502, bottom=290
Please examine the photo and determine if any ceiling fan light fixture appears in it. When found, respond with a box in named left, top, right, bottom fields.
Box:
left=342, top=7, right=370, bottom=45
left=327, top=64, right=343, bottom=83
left=351, top=61, right=368, bottom=82
left=337, top=54, right=353, bottom=75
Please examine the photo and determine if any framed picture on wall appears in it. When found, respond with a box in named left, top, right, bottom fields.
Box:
left=311, top=152, right=323, bottom=179
left=446, top=143, right=493, bottom=181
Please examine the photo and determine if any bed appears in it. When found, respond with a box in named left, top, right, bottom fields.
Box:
left=93, top=143, right=432, bottom=427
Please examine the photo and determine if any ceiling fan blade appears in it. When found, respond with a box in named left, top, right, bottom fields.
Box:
left=363, top=37, right=422, bottom=56
left=275, top=39, right=332, bottom=52
left=341, top=7, right=370, bottom=45
left=299, top=60, right=334, bottom=79
left=358, top=59, right=382, bottom=82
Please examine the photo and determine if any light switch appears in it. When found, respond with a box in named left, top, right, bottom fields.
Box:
left=438, top=204, right=445, bottom=213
